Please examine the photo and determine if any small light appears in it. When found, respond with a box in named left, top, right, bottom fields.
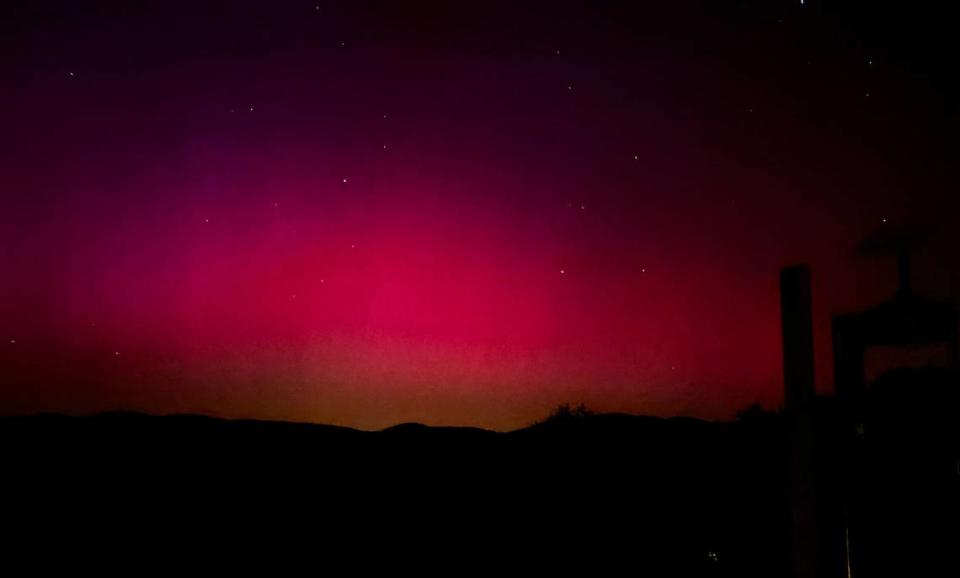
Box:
left=114, top=351, right=120, bottom=356
left=560, top=269, right=565, bottom=274
left=9, top=339, right=15, bottom=344
left=342, top=178, right=348, bottom=183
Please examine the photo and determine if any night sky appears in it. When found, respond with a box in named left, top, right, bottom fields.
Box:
left=2, top=1, right=959, bottom=430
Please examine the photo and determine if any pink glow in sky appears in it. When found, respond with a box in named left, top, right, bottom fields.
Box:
left=3, top=1, right=958, bottom=429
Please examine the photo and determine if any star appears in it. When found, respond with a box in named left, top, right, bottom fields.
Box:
left=9, top=338, right=15, bottom=344
left=560, top=269, right=566, bottom=274
left=203, top=218, right=210, bottom=223
left=633, top=155, right=639, bottom=160
left=567, top=85, right=573, bottom=91
left=249, top=106, right=255, bottom=112
left=114, top=351, right=120, bottom=356
left=580, top=204, right=585, bottom=210
left=350, top=244, right=356, bottom=249
left=342, top=178, right=348, bottom=183
left=881, top=217, right=887, bottom=223
left=641, top=268, right=646, bottom=273
left=68, top=72, right=75, bottom=77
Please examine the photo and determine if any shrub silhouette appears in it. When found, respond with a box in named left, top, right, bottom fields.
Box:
left=735, top=402, right=777, bottom=424
left=539, top=402, right=595, bottom=425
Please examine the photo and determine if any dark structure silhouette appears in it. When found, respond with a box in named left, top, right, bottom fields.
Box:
left=784, top=233, right=960, bottom=578
left=834, top=228, right=959, bottom=401
left=833, top=288, right=958, bottom=403
left=780, top=265, right=819, bottom=578
left=781, top=265, right=816, bottom=412
left=831, top=238, right=959, bottom=578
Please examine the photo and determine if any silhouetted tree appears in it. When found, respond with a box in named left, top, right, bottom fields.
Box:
left=541, top=402, right=595, bottom=424
left=735, top=402, right=778, bottom=425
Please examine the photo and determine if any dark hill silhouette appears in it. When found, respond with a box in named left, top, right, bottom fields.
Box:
left=3, top=372, right=956, bottom=576
left=2, top=406, right=786, bottom=576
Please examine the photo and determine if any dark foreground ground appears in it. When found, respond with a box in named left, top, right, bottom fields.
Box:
left=2, top=369, right=957, bottom=575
